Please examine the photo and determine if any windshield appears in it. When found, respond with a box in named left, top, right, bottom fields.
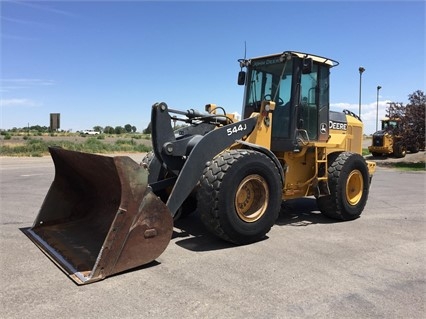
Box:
left=243, top=57, right=293, bottom=117
left=382, top=120, right=399, bottom=130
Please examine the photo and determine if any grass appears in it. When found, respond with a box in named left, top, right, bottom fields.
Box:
left=2, top=140, right=424, bottom=173
left=0, top=137, right=152, bottom=157
left=393, top=162, right=426, bottom=171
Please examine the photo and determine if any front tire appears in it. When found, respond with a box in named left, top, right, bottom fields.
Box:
left=197, top=149, right=282, bottom=244
left=317, top=152, right=370, bottom=221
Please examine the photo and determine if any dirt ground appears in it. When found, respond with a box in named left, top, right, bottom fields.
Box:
left=363, top=137, right=426, bottom=166
left=365, top=152, right=426, bottom=165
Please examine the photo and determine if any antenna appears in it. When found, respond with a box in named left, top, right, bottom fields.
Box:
left=237, top=41, right=247, bottom=85
left=239, top=41, right=247, bottom=70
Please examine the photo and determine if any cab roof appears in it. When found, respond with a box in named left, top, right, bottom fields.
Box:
left=249, top=50, right=339, bottom=67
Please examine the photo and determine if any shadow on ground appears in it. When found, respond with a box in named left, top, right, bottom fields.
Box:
left=171, top=197, right=340, bottom=252
left=276, top=197, right=340, bottom=227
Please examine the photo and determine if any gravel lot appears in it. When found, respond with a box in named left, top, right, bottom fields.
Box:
left=0, top=153, right=425, bottom=319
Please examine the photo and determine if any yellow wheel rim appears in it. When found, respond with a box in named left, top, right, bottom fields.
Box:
left=346, top=170, right=364, bottom=205
left=235, top=174, right=269, bottom=222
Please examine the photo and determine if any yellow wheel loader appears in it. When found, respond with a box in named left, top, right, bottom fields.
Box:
left=369, top=117, right=424, bottom=158
left=25, top=51, right=376, bottom=284
left=368, top=117, right=406, bottom=157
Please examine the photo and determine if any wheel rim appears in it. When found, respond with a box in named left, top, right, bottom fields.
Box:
left=346, top=170, right=364, bottom=205
left=235, top=174, right=269, bottom=222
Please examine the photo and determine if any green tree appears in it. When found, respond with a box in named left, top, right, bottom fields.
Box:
left=29, top=125, right=48, bottom=132
left=93, top=125, right=103, bottom=133
left=143, top=122, right=152, bottom=134
left=104, top=126, right=115, bottom=134
left=114, top=126, right=125, bottom=134
left=124, top=124, right=132, bottom=133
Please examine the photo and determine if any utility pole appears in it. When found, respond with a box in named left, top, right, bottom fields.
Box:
left=376, top=85, right=382, bottom=132
left=358, top=67, right=365, bottom=118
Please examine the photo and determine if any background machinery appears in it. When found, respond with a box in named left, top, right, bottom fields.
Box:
left=369, top=116, right=423, bottom=157
left=25, top=51, right=376, bottom=284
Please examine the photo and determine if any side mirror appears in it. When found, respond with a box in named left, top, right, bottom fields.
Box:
left=237, top=71, right=246, bottom=85
left=302, top=58, right=313, bottom=74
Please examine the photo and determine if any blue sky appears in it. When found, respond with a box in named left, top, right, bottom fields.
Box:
left=1, top=0, right=425, bottom=134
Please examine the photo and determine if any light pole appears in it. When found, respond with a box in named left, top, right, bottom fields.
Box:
left=376, top=85, right=382, bottom=132
left=358, top=66, right=365, bottom=118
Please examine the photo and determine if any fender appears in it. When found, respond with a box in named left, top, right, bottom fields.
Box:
left=236, top=140, right=285, bottom=186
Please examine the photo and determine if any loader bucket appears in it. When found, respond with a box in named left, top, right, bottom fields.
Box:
left=24, top=147, right=173, bottom=285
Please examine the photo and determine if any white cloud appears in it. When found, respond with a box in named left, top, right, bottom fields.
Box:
left=7, top=1, right=78, bottom=18
left=0, top=98, right=40, bottom=107
left=331, top=100, right=393, bottom=134
left=331, top=100, right=391, bottom=119
left=1, top=78, right=55, bottom=86
left=0, top=78, right=55, bottom=93
left=330, top=102, right=355, bottom=111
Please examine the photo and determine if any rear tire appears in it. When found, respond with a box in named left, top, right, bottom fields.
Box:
left=197, top=149, right=282, bottom=244
left=317, top=152, right=369, bottom=221
left=408, top=142, right=420, bottom=154
left=393, top=142, right=406, bottom=158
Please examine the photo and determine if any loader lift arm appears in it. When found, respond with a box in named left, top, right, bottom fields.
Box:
left=150, top=102, right=258, bottom=217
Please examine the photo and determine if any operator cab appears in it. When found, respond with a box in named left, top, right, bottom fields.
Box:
left=382, top=119, right=401, bottom=132
left=238, top=51, right=338, bottom=152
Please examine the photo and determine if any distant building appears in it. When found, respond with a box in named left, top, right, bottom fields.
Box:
left=50, top=113, right=60, bottom=131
